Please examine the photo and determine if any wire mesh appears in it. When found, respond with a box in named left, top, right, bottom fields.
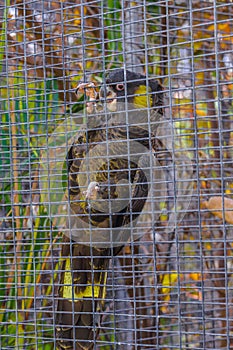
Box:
left=0, top=0, right=233, bottom=349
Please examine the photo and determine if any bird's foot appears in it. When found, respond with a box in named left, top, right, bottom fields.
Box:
left=75, top=82, right=103, bottom=114
left=83, top=181, right=100, bottom=201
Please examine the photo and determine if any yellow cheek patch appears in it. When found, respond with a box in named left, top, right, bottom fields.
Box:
left=134, top=85, right=152, bottom=108
left=62, top=257, right=107, bottom=301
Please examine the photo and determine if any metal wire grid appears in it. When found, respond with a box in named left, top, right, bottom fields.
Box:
left=0, top=0, right=233, bottom=349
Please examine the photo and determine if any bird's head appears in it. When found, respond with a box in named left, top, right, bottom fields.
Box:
left=99, top=69, right=163, bottom=112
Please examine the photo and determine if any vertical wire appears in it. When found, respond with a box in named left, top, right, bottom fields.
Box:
left=188, top=1, right=206, bottom=348
left=189, top=2, right=206, bottom=347
left=213, top=2, right=230, bottom=348
left=6, top=2, right=22, bottom=348
left=143, top=0, right=160, bottom=348
left=22, top=1, right=37, bottom=347
left=121, top=1, right=138, bottom=347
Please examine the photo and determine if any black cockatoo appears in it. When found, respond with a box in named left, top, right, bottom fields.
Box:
left=55, top=69, right=164, bottom=349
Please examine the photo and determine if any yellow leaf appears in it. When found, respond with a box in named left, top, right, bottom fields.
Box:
left=161, top=272, right=178, bottom=295
left=218, top=23, right=230, bottom=34
left=207, top=24, right=215, bottom=32
left=205, top=242, right=212, bottom=250
left=225, top=189, right=232, bottom=195
left=189, top=272, right=201, bottom=281
left=201, top=180, right=207, bottom=189
left=160, top=214, right=168, bottom=222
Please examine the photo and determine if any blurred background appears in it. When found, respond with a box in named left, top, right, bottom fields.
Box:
left=0, top=0, right=233, bottom=349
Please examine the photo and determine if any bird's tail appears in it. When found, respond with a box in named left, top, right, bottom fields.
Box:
left=55, top=239, right=110, bottom=350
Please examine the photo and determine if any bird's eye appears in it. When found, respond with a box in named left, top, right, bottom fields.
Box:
left=116, top=84, right=124, bottom=91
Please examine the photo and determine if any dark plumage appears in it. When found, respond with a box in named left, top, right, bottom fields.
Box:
left=55, top=69, right=164, bottom=350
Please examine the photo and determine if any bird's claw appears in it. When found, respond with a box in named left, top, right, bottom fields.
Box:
left=75, top=82, right=103, bottom=114
left=83, top=181, right=100, bottom=200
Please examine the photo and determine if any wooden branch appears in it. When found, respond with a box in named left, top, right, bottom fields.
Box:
left=123, top=1, right=144, bottom=74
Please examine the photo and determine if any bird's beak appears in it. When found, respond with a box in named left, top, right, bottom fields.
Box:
left=99, top=85, right=117, bottom=112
